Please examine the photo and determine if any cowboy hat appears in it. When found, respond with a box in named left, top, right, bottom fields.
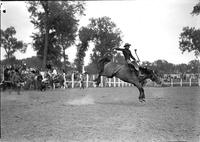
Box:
left=124, top=43, right=131, bottom=47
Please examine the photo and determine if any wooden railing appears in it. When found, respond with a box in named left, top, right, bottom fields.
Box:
left=66, top=74, right=200, bottom=88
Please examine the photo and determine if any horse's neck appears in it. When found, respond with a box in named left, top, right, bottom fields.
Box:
left=139, top=67, right=153, bottom=80
left=140, top=67, right=151, bottom=74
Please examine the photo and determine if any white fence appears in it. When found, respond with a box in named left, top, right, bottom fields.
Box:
left=161, top=78, right=200, bottom=87
left=65, top=74, right=134, bottom=88
left=65, top=74, right=200, bottom=88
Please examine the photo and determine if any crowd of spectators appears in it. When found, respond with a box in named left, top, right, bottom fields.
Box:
left=163, top=73, right=199, bottom=82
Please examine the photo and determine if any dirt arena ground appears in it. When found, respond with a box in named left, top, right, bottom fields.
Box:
left=1, top=87, right=200, bottom=142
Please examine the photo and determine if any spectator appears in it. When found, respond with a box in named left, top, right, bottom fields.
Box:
left=46, top=61, right=52, bottom=71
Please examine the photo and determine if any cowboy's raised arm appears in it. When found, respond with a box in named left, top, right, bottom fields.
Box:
left=114, top=47, right=124, bottom=51
left=130, top=52, right=136, bottom=61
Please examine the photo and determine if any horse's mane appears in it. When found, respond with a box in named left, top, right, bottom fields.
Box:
left=139, top=66, right=154, bottom=75
left=139, top=66, right=160, bottom=77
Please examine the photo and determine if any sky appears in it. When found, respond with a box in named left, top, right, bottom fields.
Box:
left=1, top=0, right=200, bottom=65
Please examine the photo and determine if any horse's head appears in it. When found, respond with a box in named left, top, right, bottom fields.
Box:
left=148, top=69, right=162, bottom=85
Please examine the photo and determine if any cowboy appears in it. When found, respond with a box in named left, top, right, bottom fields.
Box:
left=21, top=61, right=27, bottom=71
left=52, top=67, right=58, bottom=79
left=114, top=43, right=141, bottom=76
left=79, top=73, right=85, bottom=89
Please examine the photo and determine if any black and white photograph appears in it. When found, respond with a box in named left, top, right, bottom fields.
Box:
left=1, top=0, right=200, bottom=142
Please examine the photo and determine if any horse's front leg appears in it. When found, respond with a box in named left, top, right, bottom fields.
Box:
left=134, top=82, right=145, bottom=102
left=138, top=87, right=145, bottom=102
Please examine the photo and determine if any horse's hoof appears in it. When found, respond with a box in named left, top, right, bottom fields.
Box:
left=139, top=98, right=145, bottom=103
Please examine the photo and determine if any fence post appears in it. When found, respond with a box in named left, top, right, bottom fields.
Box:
left=79, top=74, right=81, bottom=88
left=101, top=76, right=103, bottom=87
left=199, top=78, right=200, bottom=87
left=109, top=78, right=111, bottom=87
left=86, top=74, right=89, bottom=88
left=114, top=77, right=116, bottom=87
left=71, top=73, right=74, bottom=88
left=171, top=78, right=173, bottom=87
left=189, top=78, right=192, bottom=87
left=93, top=75, right=96, bottom=87
left=180, top=79, right=182, bottom=87
left=2, top=65, right=4, bottom=81
left=118, top=78, right=121, bottom=87
left=63, top=72, right=67, bottom=89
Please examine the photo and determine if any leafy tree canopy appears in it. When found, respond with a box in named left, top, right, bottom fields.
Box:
left=75, top=16, right=122, bottom=72
left=27, top=1, right=85, bottom=68
left=179, top=27, right=200, bottom=56
left=179, top=2, right=200, bottom=57
left=192, top=2, right=200, bottom=15
left=1, top=26, right=27, bottom=61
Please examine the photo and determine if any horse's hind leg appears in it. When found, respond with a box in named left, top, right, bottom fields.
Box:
left=132, top=81, right=145, bottom=102
left=94, top=74, right=101, bottom=86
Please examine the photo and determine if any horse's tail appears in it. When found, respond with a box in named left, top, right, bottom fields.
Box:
left=97, top=57, right=111, bottom=71
left=93, top=57, right=111, bottom=86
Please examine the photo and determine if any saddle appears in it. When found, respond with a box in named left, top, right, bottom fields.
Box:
left=128, top=61, right=143, bottom=77
left=128, top=61, right=139, bottom=70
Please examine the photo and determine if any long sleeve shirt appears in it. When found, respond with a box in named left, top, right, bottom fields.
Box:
left=115, top=48, right=136, bottom=61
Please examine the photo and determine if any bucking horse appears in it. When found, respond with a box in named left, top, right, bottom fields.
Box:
left=94, top=57, right=162, bottom=102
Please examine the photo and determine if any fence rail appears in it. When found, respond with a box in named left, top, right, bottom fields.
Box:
left=65, top=74, right=200, bottom=88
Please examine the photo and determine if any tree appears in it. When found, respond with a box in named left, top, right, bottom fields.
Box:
left=191, top=2, right=200, bottom=15
left=22, top=56, right=43, bottom=69
left=141, top=61, right=152, bottom=68
left=27, top=1, right=85, bottom=69
left=1, top=27, right=27, bottom=62
left=152, top=60, right=175, bottom=74
left=74, top=27, right=97, bottom=73
left=179, top=27, right=200, bottom=56
left=88, top=17, right=122, bottom=62
left=179, top=2, right=200, bottom=57
left=175, top=63, right=188, bottom=74
left=187, top=59, right=200, bottom=74
left=1, top=57, right=19, bottom=66
left=75, top=16, right=122, bottom=72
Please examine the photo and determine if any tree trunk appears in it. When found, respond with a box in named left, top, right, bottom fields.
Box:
left=62, top=47, right=66, bottom=71
left=42, top=2, right=49, bottom=70
left=42, top=22, right=49, bottom=70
